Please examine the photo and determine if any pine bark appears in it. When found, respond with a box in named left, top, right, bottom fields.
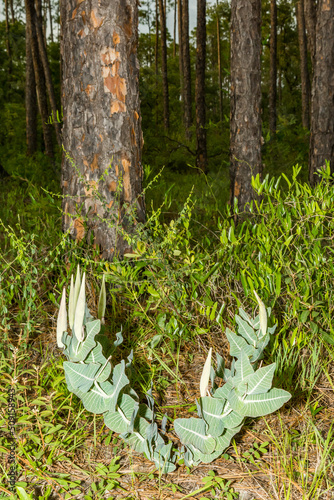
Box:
left=178, top=0, right=184, bottom=102
left=155, top=0, right=159, bottom=125
left=10, top=0, right=15, bottom=23
left=61, top=0, right=145, bottom=260
left=196, top=0, right=207, bottom=173
left=309, top=0, right=334, bottom=184
left=230, top=0, right=262, bottom=214
left=269, top=0, right=277, bottom=136
left=297, top=0, right=311, bottom=129
left=159, top=0, right=170, bottom=130
left=304, top=0, right=317, bottom=69
left=173, top=0, right=176, bottom=58
left=25, top=22, right=38, bottom=156
left=25, top=0, right=54, bottom=160
left=48, top=0, right=54, bottom=43
left=5, top=0, right=12, bottom=75
left=182, top=0, right=192, bottom=139
left=216, top=0, right=223, bottom=124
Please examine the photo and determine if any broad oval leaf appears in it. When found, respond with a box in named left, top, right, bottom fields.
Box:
left=174, top=418, right=216, bottom=455
left=235, top=315, right=257, bottom=346
left=200, top=397, right=225, bottom=437
left=104, top=394, right=138, bottom=434
left=63, top=361, right=100, bottom=393
left=229, top=388, right=291, bottom=418
left=233, top=350, right=254, bottom=386
left=225, top=328, right=255, bottom=359
left=243, top=363, right=276, bottom=395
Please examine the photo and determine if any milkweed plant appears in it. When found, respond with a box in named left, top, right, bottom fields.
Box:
left=57, top=266, right=291, bottom=472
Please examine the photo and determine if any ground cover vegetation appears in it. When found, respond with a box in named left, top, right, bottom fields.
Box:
left=1, top=0, right=334, bottom=498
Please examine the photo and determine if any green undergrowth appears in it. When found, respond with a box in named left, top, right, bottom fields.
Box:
left=1, top=164, right=334, bottom=497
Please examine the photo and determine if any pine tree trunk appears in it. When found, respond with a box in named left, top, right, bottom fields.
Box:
left=178, top=0, right=184, bottom=102
left=159, top=0, right=170, bottom=130
left=304, top=0, right=317, bottom=70
left=10, top=0, right=15, bottom=23
left=48, top=0, right=54, bottom=43
left=230, top=0, right=262, bottom=214
left=216, top=0, right=223, bottom=125
left=5, top=0, right=12, bottom=75
left=155, top=0, right=159, bottom=124
left=61, top=0, right=145, bottom=260
left=182, top=0, right=192, bottom=139
left=25, top=0, right=54, bottom=161
left=269, top=0, right=277, bottom=136
left=297, top=0, right=311, bottom=129
left=34, top=1, right=62, bottom=145
left=196, top=0, right=207, bottom=173
left=25, top=22, right=38, bottom=156
left=173, top=0, right=176, bottom=58
left=309, top=0, right=334, bottom=184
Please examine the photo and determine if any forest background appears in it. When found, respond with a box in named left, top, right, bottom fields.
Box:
left=1, top=0, right=334, bottom=499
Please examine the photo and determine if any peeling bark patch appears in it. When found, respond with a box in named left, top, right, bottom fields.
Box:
left=134, top=111, right=139, bottom=120
left=234, top=181, right=240, bottom=197
left=122, top=158, right=131, bottom=201
left=115, top=165, right=119, bottom=176
left=74, top=218, right=85, bottom=241
left=110, top=100, right=126, bottom=115
left=90, top=9, right=105, bottom=28
left=101, top=47, right=120, bottom=65
left=107, top=200, right=114, bottom=209
left=131, top=127, right=136, bottom=146
left=104, top=74, right=127, bottom=102
left=90, top=153, right=99, bottom=171
left=323, top=0, right=330, bottom=11
left=113, top=31, right=120, bottom=45
left=84, top=180, right=98, bottom=196
left=72, top=7, right=79, bottom=20
left=108, top=181, right=116, bottom=192
left=85, top=84, right=95, bottom=96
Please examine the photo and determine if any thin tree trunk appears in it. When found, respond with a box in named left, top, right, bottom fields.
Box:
left=216, top=0, right=223, bottom=124
left=309, top=0, right=334, bottom=184
left=34, top=1, right=62, bottom=145
left=182, top=0, right=192, bottom=139
left=48, top=0, right=54, bottom=43
left=173, top=0, right=176, bottom=57
left=269, top=0, right=277, bottom=136
left=178, top=0, right=184, bottom=102
left=10, top=0, right=15, bottom=23
left=61, top=0, right=145, bottom=259
left=26, top=22, right=38, bottom=155
left=297, top=0, right=311, bottom=129
left=25, top=0, right=54, bottom=161
left=230, top=0, right=262, bottom=214
left=196, top=0, right=207, bottom=173
left=5, top=0, right=12, bottom=75
left=304, top=0, right=317, bottom=70
left=159, top=0, right=170, bottom=130
left=155, top=0, right=159, bottom=125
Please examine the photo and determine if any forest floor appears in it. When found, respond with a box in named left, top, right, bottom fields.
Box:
left=2, top=321, right=334, bottom=500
